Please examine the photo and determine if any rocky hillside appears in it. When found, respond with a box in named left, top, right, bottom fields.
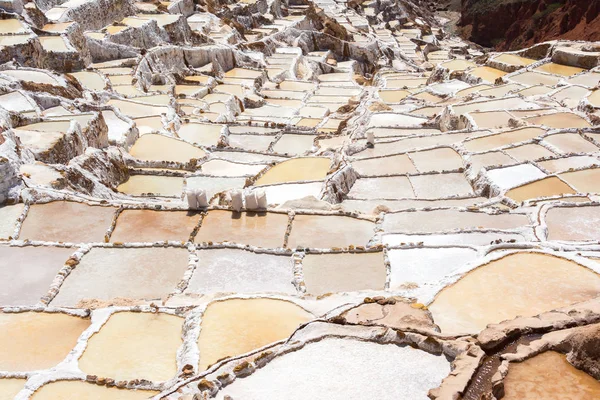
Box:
left=459, top=0, right=600, bottom=50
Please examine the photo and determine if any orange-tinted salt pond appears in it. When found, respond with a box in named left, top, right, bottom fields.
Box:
left=79, top=312, right=183, bottom=382
left=0, top=312, right=89, bottom=371
left=0, top=378, right=26, bottom=399
left=197, top=298, right=313, bottom=370
left=31, top=381, right=158, bottom=400
left=545, top=205, right=600, bottom=241
left=429, top=252, right=600, bottom=333
left=503, top=351, right=600, bottom=399
left=111, top=209, right=201, bottom=242
left=117, top=175, right=183, bottom=197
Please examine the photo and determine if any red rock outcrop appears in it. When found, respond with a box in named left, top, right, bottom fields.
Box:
left=460, top=0, right=600, bottom=50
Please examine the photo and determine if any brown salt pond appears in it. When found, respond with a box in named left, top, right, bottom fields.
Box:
left=254, top=157, right=330, bottom=186
left=505, top=177, right=576, bottom=203
left=195, top=210, right=288, bottom=248
left=429, top=252, right=600, bottom=333
left=79, top=312, right=182, bottom=382
left=546, top=206, right=600, bottom=241
left=0, top=246, right=73, bottom=306
left=503, top=351, right=600, bottom=399
left=0, top=312, right=90, bottom=371
left=117, top=175, right=183, bottom=197
left=302, top=252, right=385, bottom=295
left=111, top=209, right=201, bottom=243
left=19, top=202, right=116, bottom=243
left=51, top=247, right=189, bottom=307
left=197, top=298, right=313, bottom=371
left=129, top=134, right=206, bottom=163
left=287, top=214, right=374, bottom=249
left=0, top=378, right=26, bottom=399
left=31, top=381, right=158, bottom=400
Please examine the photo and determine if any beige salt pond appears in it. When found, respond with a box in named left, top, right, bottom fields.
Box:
left=503, top=351, right=600, bottom=399
left=0, top=19, right=28, bottom=34
left=38, top=36, right=69, bottom=52
left=0, top=378, right=26, bottom=399
left=129, top=134, right=205, bottom=163
left=31, top=381, right=158, bottom=400
left=254, top=157, right=330, bottom=186
left=79, top=312, right=182, bottom=382
left=70, top=71, right=106, bottom=91
left=177, top=122, right=221, bottom=146
left=197, top=298, right=313, bottom=370
left=469, top=66, right=507, bottom=83
left=287, top=214, right=375, bottom=249
left=302, top=252, right=385, bottom=295
left=545, top=205, right=600, bottom=241
left=0, top=312, right=89, bottom=371
left=117, top=175, right=183, bottom=197
left=429, top=252, right=600, bottom=333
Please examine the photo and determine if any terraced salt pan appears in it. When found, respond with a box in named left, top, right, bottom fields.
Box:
left=468, top=111, right=513, bottom=129
left=117, top=175, right=183, bottom=197
left=505, top=177, right=576, bottom=203
left=186, top=249, right=295, bottom=294
left=0, top=91, right=36, bottom=113
left=287, top=215, right=374, bottom=249
left=254, top=157, right=330, bottom=186
left=200, top=159, right=265, bottom=177
left=0, top=246, right=73, bottom=306
left=537, top=156, right=598, bottom=173
left=429, top=252, right=600, bottom=333
left=542, top=133, right=598, bottom=154
left=198, top=298, right=313, bottom=370
left=106, top=99, right=168, bottom=118
left=177, top=122, right=221, bottom=146
left=505, top=143, right=555, bottom=162
left=1, top=69, right=61, bottom=85
left=111, top=210, right=201, bottom=243
left=492, top=53, right=536, bottom=67
left=545, top=206, right=600, bottom=241
left=383, top=209, right=529, bottom=233
left=509, top=71, right=561, bottom=86
left=409, top=173, right=474, bottom=198
left=0, top=19, right=28, bottom=34
left=71, top=71, right=106, bottom=91
left=349, top=176, right=415, bottom=199
left=129, top=134, right=205, bottom=163
left=39, top=36, right=69, bottom=52
left=410, top=147, right=463, bottom=172
left=486, top=164, right=546, bottom=190
left=19, top=202, right=116, bottom=243
left=469, top=66, right=507, bottom=83
left=525, top=112, right=591, bottom=128
left=79, top=312, right=182, bottom=382
left=302, top=252, right=385, bottom=295
left=503, top=351, right=600, bottom=399
left=31, top=381, right=158, bottom=399
left=217, top=338, right=451, bottom=400
left=388, top=247, right=478, bottom=292
left=195, top=210, right=288, bottom=248
left=0, top=204, right=23, bottom=239
left=463, top=127, right=545, bottom=152
left=0, top=312, right=89, bottom=371
left=51, top=247, right=189, bottom=307
left=272, top=134, right=315, bottom=155
left=352, top=154, right=417, bottom=175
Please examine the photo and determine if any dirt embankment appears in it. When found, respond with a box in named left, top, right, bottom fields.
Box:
left=459, top=0, right=600, bottom=50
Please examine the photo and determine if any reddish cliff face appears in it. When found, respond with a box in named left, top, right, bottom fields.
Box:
left=460, top=0, right=600, bottom=50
